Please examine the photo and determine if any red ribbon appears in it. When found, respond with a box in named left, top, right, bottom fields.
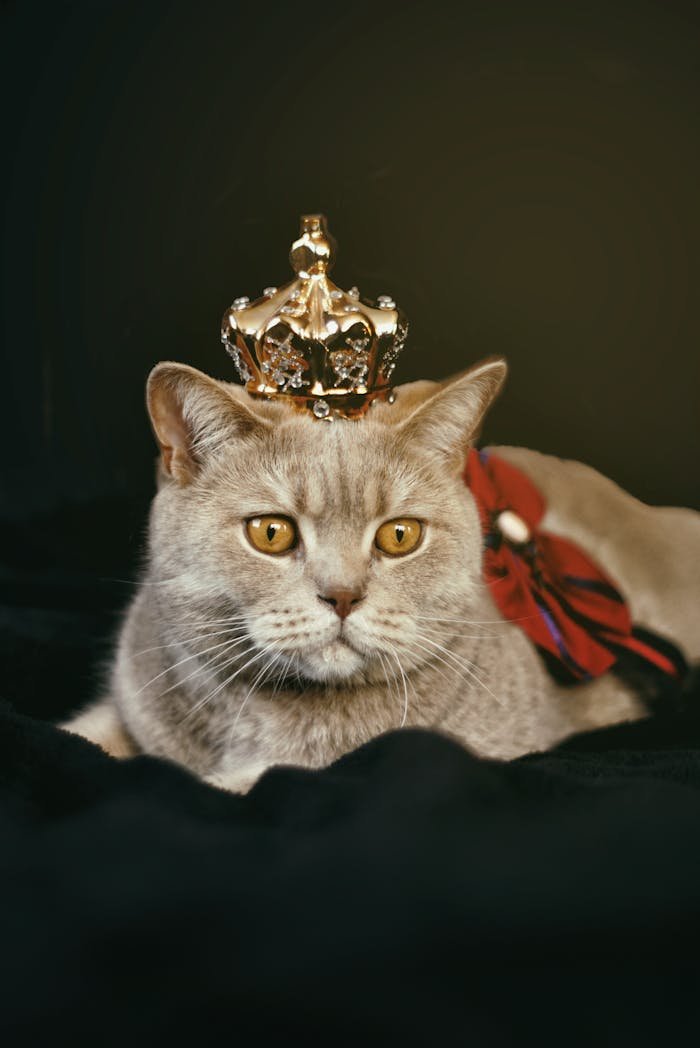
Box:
left=463, top=449, right=681, bottom=683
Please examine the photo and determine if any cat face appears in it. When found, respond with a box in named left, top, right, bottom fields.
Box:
left=146, top=359, right=506, bottom=688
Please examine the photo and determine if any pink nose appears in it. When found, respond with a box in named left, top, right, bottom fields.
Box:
left=318, top=587, right=366, bottom=621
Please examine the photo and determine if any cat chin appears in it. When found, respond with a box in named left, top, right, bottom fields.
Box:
left=298, top=639, right=366, bottom=683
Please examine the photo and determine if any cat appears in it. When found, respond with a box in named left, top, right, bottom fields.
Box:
left=62, top=358, right=700, bottom=793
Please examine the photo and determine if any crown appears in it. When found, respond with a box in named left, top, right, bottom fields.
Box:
left=220, top=214, right=409, bottom=420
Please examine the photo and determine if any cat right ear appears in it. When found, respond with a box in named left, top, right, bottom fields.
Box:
left=146, top=362, right=270, bottom=485
left=395, top=357, right=507, bottom=472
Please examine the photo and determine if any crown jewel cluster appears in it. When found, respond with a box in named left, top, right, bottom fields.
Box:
left=220, top=215, right=409, bottom=420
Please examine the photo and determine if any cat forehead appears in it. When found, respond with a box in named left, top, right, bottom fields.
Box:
left=208, top=418, right=446, bottom=522
left=251, top=421, right=414, bottom=520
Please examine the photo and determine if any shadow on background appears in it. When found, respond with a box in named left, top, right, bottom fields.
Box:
left=1, top=0, right=699, bottom=718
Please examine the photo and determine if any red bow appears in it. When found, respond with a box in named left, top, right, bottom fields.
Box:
left=463, top=450, right=682, bottom=684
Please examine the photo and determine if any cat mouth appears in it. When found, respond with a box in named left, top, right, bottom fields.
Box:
left=319, top=636, right=361, bottom=660
left=299, top=636, right=365, bottom=682
left=334, top=628, right=361, bottom=650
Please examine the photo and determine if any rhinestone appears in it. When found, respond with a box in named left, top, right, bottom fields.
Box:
left=290, top=289, right=301, bottom=300
left=232, top=296, right=250, bottom=309
left=281, top=304, right=296, bottom=315
left=343, top=304, right=357, bottom=313
left=348, top=335, right=370, bottom=352
left=330, top=289, right=343, bottom=300
left=348, top=286, right=360, bottom=299
left=330, top=345, right=369, bottom=387
left=290, top=373, right=303, bottom=388
left=272, top=370, right=286, bottom=385
left=312, top=399, right=331, bottom=419
left=377, top=294, right=395, bottom=310
left=496, top=510, right=531, bottom=546
left=326, top=319, right=339, bottom=334
left=224, top=345, right=253, bottom=383
left=263, top=286, right=277, bottom=296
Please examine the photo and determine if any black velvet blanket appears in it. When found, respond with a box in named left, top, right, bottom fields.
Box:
left=2, top=672, right=700, bottom=1047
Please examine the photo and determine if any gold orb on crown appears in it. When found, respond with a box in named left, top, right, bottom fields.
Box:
left=220, top=214, right=409, bottom=420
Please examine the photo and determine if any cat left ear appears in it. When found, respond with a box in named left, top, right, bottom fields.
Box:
left=396, top=357, right=507, bottom=471
left=147, top=361, right=271, bottom=485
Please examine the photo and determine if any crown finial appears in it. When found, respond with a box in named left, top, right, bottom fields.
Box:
left=221, top=214, right=409, bottom=420
left=290, top=214, right=337, bottom=277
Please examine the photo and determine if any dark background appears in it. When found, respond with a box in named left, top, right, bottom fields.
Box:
left=2, top=0, right=699, bottom=721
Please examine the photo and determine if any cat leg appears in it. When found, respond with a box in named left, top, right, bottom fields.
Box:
left=60, top=698, right=136, bottom=758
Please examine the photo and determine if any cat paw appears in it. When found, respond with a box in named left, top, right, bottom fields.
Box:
left=203, top=764, right=269, bottom=795
left=60, top=699, right=135, bottom=758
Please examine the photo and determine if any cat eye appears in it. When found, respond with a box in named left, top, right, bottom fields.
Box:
left=374, top=518, right=423, bottom=557
left=246, top=516, right=298, bottom=555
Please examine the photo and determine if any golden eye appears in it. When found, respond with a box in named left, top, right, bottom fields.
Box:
left=246, top=516, right=297, bottom=555
left=374, top=518, right=423, bottom=557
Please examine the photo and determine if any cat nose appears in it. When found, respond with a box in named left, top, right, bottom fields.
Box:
left=317, top=587, right=366, bottom=621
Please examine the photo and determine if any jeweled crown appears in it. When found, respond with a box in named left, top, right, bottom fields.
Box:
left=220, top=214, right=408, bottom=420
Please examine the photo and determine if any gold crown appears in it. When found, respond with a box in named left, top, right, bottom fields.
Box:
left=220, top=214, right=408, bottom=420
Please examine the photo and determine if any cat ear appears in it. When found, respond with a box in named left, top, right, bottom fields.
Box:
left=396, top=357, right=507, bottom=471
left=146, top=362, right=270, bottom=484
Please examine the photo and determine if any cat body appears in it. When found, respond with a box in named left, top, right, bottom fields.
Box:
left=63, top=362, right=700, bottom=792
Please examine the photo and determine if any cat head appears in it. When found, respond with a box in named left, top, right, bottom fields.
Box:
left=145, top=357, right=506, bottom=686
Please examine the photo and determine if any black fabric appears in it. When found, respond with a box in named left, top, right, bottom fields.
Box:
left=2, top=671, right=700, bottom=1046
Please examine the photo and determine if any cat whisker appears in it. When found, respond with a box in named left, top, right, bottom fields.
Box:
left=130, top=625, right=250, bottom=659
left=109, top=575, right=222, bottom=589
left=162, top=619, right=250, bottom=637
left=100, top=577, right=142, bottom=587
left=270, top=654, right=296, bottom=698
left=180, top=644, right=275, bottom=725
left=391, top=628, right=456, bottom=687
left=415, top=630, right=491, bottom=681
left=385, top=644, right=410, bottom=728
left=376, top=651, right=398, bottom=714
left=393, top=640, right=457, bottom=693
left=164, top=625, right=250, bottom=645
left=157, top=636, right=256, bottom=700
left=414, top=614, right=537, bottom=626
left=134, top=635, right=252, bottom=696
left=227, top=649, right=284, bottom=748
left=172, top=644, right=261, bottom=720
left=410, top=623, right=499, bottom=640
left=101, top=576, right=212, bottom=588
left=145, top=632, right=256, bottom=708
left=414, top=632, right=504, bottom=707
left=162, top=615, right=248, bottom=630
left=399, top=637, right=479, bottom=696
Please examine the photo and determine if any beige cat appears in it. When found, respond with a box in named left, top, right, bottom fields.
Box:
left=62, top=358, right=700, bottom=792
